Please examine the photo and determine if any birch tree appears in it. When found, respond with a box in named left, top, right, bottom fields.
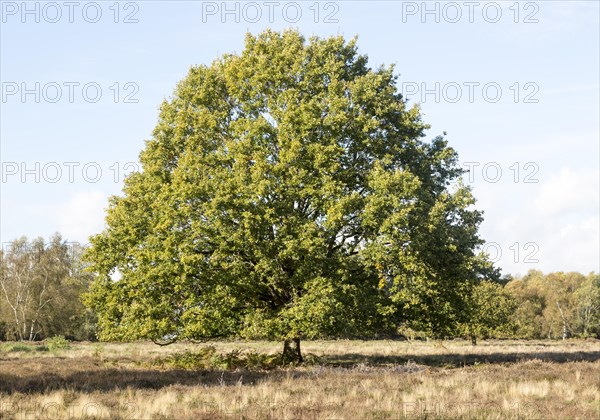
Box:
left=0, top=234, right=91, bottom=340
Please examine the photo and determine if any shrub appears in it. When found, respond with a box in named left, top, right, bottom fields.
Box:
left=154, top=347, right=285, bottom=371
left=46, top=335, right=70, bottom=351
left=1, top=343, right=34, bottom=352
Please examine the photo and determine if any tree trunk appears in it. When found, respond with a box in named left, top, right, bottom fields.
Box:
left=282, top=338, right=303, bottom=364
left=469, top=324, right=477, bottom=346
left=556, top=301, right=570, bottom=340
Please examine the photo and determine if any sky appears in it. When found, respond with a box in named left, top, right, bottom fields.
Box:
left=1, top=0, right=598, bottom=277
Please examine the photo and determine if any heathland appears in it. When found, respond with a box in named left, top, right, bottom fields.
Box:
left=1, top=339, right=598, bottom=419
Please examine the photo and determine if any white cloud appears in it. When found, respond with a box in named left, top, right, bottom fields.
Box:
left=540, top=216, right=600, bottom=274
left=532, top=167, right=599, bottom=216
left=478, top=167, right=599, bottom=275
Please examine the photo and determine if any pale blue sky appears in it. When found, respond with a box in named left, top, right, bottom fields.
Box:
left=1, top=1, right=599, bottom=276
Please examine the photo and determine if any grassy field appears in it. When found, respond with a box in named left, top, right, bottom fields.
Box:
left=0, top=339, right=599, bottom=419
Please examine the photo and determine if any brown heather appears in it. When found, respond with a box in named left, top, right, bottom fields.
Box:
left=0, top=339, right=598, bottom=419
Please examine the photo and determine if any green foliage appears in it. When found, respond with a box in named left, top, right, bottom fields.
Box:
left=0, top=342, right=49, bottom=353
left=0, top=234, right=95, bottom=341
left=461, top=280, right=517, bottom=342
left=573, top=273, right=600, bottom=337
left=0, top=343, right=32, bottom=352
left=154, top=346, right=283, bottom=370
left=92, top=344, right=105, bottom=358
left=504, top=270, right=600, bottom=339
left=46, top=335, right=70, bottom=351
left=83, top=30, right=495, bottom=346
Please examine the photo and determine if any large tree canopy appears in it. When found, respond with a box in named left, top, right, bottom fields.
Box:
left=84, top=30, right=496, bottom=358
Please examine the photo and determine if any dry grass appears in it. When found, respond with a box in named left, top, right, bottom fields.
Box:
left=0, top=339, right=598, bottom=419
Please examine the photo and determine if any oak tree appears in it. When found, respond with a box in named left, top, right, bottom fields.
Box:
left=84, top=30, right=494, bottom=361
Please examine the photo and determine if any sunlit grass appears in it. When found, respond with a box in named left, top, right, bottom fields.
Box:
left=0, top=339, right=598, bottom=419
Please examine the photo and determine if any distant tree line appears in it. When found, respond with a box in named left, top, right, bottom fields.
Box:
left=0, top=234, right=598, bottom=343
left=0, top=234, right=95, bottom=341
left=454, top=270, right=600, bottom=343
left=505, top=270, right=599, bottom=339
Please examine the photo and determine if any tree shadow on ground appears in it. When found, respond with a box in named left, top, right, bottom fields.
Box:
left=316, top=350, right=600, bottom=368
left=2, top=349, right=599, bottom=394
left=0, top=358, right=283, bottom=394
